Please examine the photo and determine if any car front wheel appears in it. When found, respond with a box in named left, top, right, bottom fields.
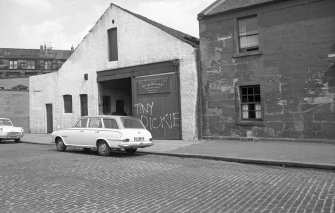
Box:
left=125, top=148, right=137, bottom=154
left=15, top=138, right=21, bottom=143
left=56, top=138, right=66, bottom=152
left=97, top=141, right=111, bottom=156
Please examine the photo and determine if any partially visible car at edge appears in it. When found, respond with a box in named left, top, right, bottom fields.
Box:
left=51, top=115, right=153, bottom=156
left=0, top=118, right=24, bottom=143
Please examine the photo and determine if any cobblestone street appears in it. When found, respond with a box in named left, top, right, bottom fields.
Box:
left=0, top=143, right=334, bottom=213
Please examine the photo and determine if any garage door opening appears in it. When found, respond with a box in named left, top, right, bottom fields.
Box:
left=99, top=78, right=132, bottom=116
left=97, top=60, right=181, bottom=139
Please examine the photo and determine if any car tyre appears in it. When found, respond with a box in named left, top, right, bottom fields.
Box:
left=125, top=148, right=137, bottom=154
left=56, top=138, right=66, bottom=152
left=15, top=138, right=21, bottom=143
left=97, top=141, right=111, bottom=156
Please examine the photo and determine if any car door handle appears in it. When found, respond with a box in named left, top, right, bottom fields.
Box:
left=80, top=130, right=84, bottom=132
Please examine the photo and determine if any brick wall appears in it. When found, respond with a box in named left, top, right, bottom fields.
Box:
left=199, top=0, right=335, bottom=139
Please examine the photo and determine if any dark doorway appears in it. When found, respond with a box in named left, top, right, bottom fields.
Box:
left=112, top=100, right=127, bottom=115
left=103, top=96, right=111, bottom=115
left=46, top=104, right=53, bottom=133
left=80, top=94, right=88, bottom=116
left=100, top=78, right=132, bottom=116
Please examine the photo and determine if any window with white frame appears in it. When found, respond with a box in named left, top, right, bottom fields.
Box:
left=240, top=85, right=262, bottom=120
left=238, top=16, right=259, bottom=52
left=9, top=60, right=18, bottom=69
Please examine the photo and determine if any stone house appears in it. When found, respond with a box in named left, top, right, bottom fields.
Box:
left=29, top=4, right=200, bottom=140
left=198, top=0, right=335, bottom=140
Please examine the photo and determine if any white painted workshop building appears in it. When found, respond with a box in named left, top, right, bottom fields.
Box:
left=29, top=3, right=200, bottom=140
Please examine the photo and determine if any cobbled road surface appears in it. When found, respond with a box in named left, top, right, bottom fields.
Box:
left=0, top=143, right=334, bottom=213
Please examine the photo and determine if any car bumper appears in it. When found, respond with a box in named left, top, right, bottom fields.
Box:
left=118, top=141, right=153, bottom=149
left=0, top=133, right=24, bottom=139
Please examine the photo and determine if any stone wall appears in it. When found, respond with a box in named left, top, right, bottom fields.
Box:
left=199, top=0, right=335, bottom=139
left=0, top=90, right=29, bottom=131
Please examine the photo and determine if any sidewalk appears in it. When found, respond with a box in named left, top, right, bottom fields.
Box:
left=21, top=134, right=335, bottom=170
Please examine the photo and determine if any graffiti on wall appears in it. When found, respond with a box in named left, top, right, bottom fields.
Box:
left=133, top=101, right=179, bottom=130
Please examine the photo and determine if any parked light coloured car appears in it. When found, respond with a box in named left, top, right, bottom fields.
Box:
left=51, top=115, right=153, bottom=156
left=0, top=118, right=24, bottom=143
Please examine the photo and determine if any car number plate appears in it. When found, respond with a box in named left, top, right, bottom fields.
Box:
left=134, top=137, right=144, bottom=141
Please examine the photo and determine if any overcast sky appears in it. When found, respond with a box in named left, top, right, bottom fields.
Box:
left=0, top=0, right=213, bottom=50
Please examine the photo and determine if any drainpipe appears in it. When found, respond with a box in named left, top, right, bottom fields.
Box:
left=195, top=47, right=203, bottom=140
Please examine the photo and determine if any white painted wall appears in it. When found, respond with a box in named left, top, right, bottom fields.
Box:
left=29, top=4, right=198, bottom=140
left=29, top=72, right=57, bottom=133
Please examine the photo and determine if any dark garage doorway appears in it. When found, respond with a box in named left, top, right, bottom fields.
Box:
left=100, top=78, right=132, bottom=116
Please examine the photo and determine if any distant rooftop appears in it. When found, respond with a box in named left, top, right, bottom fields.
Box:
left=0, top=47, right=72, bottom=60
left=198, top=0, right=278, bottom=18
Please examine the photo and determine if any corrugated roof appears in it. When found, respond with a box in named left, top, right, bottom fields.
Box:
left=0, top=48, right=72, bottom=59
left=112, top=4, right=199, bottom=47
left=198, top=0, right=278, bottom=18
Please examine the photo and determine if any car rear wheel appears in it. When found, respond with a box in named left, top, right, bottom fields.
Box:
left=97, top=141, right=111, bottom=156
left=15, top=138, right=21, bottom=143
left=125, top=148, right=137, bottom=154
left=56, top=138, right=66, bottom=152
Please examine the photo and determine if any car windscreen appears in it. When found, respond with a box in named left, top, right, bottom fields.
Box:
left=121, top=118, right=145, bottom=129
left=74, top=118, right=88, bottom=128
left=0, top=119, right=12, bottom=126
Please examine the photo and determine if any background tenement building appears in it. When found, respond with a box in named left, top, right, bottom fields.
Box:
left=0, top=46, right=72, bottom=131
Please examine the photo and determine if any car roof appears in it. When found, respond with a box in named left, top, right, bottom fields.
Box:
left=81, top=115, right=137, bottom=119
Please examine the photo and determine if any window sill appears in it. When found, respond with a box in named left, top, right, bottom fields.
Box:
left=233, top=50, right=263, bottom=58
left=236, top=121, right=265, bottom=127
